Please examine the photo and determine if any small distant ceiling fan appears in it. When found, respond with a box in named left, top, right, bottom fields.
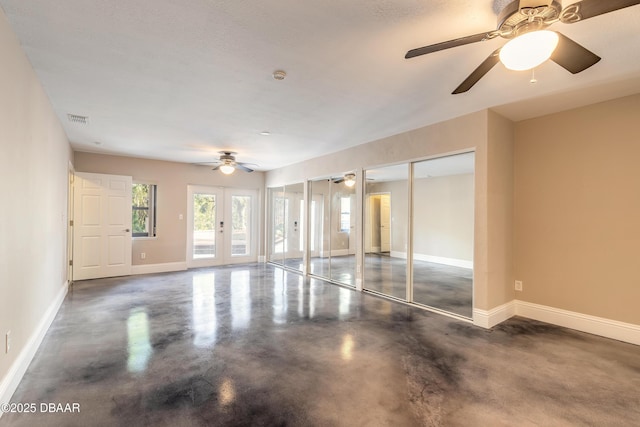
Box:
left=205, top=151, right=255, bottom=174
left=405, top=0, right=640, bottom=94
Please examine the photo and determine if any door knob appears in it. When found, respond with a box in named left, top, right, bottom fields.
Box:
left=124, top=229, right=130, bottom=232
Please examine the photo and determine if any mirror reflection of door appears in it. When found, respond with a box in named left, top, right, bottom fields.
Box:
left=366, top=193, right=391, bottom=255
left=363, top=165, right=408, bottom=300
left=284, top=182, right=304, bottom=272
left=307, top=174, right=356, bottom=287
left=268, top=186, right=285, bottom=265
left=379, top=194, right=390, bottom=253
left=308, top=180, right=329, bottom=278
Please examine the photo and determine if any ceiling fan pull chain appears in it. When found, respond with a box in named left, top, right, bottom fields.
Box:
left=530, top=68, right=538, bottom=84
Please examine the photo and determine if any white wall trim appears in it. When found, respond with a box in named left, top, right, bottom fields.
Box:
left=131, top=262, right=187, bottom=276
left=515, top=300, right=640, bottom=346
left=389, top=251, right=473, bottom=269
left=0, top=281, right=68, bottom=412
left=473, top=301, right=516, bottom=329
left=258, top=255, right=266, bottom=263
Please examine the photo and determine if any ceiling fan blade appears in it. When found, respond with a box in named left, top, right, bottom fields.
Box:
left=550, top=32, right=601, bottom=74
left=211, top=164, right=222, bottom=171
left=452, top=48, right=501, bottom=94
left=405, top=32, right=491, bottom=59
left=560, top=0, right=640, bottom=23
left=235, top=164, right=254, bottom=173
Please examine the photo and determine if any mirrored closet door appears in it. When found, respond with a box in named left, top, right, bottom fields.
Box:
left=363, top=164, right=408, bottom=300
left=411, top=152, right=475, bottom=318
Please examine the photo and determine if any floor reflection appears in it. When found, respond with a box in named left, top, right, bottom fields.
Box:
left=341, top=334, right=354, bottom=361
left=231, top=270, right=251, bottom=330
left=127, top=308, right=152, bottom=373
left=273, top=271, right=288, bottom=324
left=192, top=272, right=217, bottom=348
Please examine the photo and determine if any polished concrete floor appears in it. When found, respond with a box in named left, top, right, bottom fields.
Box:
left=282, top=254, right=472, bottom=318
left=3, top=263, right=640, bottom=426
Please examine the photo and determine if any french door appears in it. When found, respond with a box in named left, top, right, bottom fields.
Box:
left=187, top=186, right=258, bottom=267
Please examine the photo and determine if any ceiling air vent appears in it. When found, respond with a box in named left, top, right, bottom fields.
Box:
left=67, top=114, right=89, bottom=124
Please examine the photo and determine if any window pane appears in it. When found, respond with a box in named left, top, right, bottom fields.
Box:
left=132, top=208, right=149, bottom=236
left=132, top=184, right=153, bottom=237
left=231, top=195, right=250, bottom=256
left=193, top=194, right=216, bottom=258
left=340, top=197, right=350, bottom=232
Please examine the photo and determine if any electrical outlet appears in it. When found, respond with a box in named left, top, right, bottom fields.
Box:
left=6, top=331, right=11, bottom=353
left=515, top=280, right=523, bottom=291
left=140, top=252, right=146, bottom=260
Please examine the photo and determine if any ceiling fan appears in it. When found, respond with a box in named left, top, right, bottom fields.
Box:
left=205, top=151, right=256, bottom=174
left=405, top=0, right=640, bottom=94
left=331, top=173, right=357, bottom=187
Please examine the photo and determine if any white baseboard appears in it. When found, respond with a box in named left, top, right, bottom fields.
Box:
left=0, top=280, right=68, bottom=413
left=474, top=301, right=516, bottom=328
left=473, top=299, right=640, bottom=346
left=258, top=256, right=266, bottom=263
left=131, top=262, right=187, bottom=275
left=515, top=300, right=640, bottom=346
left=389, top=251, right=473, bottom=269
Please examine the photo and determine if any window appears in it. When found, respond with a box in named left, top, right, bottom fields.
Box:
left=340, top=196, right=351, bottom=232
left=132, top=183, right=157, bottom=237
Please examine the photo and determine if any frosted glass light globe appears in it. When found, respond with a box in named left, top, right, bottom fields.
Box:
left=499, top=30, right=559, bottom=71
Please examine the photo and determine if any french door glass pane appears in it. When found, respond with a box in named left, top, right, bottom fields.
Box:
left=193, top=194, right=216, bottom=259
left=231, top=195, right=250, bottom=256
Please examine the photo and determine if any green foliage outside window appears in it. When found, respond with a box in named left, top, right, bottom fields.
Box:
left=193, top=194, right=215, bottom=231
left=133, top=183, right=156, bottom=237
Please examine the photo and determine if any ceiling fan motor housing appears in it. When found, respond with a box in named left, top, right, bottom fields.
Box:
left=497, top=0, right=562, bottom=38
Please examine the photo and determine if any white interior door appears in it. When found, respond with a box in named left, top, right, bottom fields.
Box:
left=73, top=172, right=132, bottom=280
left=187, top=186, right=257, bottom=267
left=380, top=194, right=391, bottom=252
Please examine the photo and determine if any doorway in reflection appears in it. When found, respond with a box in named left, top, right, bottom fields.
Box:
left=363, top=164, right=408, bottom=299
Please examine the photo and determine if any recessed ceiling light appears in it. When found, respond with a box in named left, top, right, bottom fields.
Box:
left=272, top=70, right=286, bottom=80
left=260, top=131, right=271, bottom=136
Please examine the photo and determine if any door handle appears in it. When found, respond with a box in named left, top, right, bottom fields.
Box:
left=124, top=229, right=130, bottom=232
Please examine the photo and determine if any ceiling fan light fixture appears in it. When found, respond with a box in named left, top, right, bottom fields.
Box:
left=499, top=30, right=559, bottom=71
left=344, top=173, right=356, bottom=187
left=220, top=164, right=235, bottom=175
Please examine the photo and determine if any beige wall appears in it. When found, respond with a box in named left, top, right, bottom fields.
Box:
left=0, top=10, right=72, bottom=393
left=514, top=93, right=640, bottom=324
left=74, top=152, right=265, bottom=264
left=413, top=174, right=474, bottom=261
left=484, top=111, right=515, bottom=309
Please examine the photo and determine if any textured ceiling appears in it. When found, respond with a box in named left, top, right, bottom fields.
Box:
left=1, top=0, right=639, bottom=170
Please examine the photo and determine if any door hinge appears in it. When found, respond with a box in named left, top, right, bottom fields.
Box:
left=69, top=219, right=74, bottom=226
left=69, top=260, right=73, bottom=266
